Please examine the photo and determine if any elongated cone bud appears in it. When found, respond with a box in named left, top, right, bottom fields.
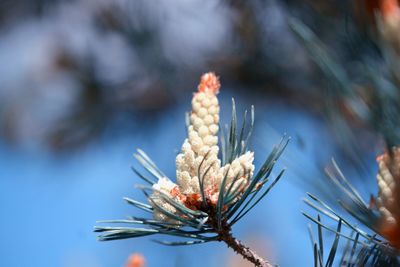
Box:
left=149, top=72, right=255, bottom=223
left=176, top=72, right=254, bottom=205
left=176, top=72, right=221, bottom=195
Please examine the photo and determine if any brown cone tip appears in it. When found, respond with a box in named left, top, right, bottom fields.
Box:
left=198, top=72, right=220, bottom=94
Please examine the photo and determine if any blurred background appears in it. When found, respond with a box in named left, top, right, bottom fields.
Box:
left=1, top=0, right=399, bottom=266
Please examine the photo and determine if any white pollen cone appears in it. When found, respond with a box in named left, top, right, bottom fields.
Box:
left=176, top=72, right=221, bottom=194
left=176, top=72, right=254, bottom=199
left=376, top=147, right=400, bottom=249
left=150, top=177, right=180, bottom=223
left=150, top=72, right=255, bottom=223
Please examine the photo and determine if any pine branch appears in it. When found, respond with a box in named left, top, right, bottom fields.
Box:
left=95, top=73, right=286, bottom=267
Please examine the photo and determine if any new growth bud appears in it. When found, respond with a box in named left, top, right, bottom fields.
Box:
left=150, top=72, right=254, bottom=223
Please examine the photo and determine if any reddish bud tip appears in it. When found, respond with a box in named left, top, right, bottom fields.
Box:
left=198, top=72, right=220, bottom=94
left=380, top=0, right=400, bottom=18
left=126, top=253, right=146, bottom=267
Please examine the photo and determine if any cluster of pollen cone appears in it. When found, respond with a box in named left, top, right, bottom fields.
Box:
left=150, top=73, right=254, bottom=223
left=376, top=147, right=400, bottom=249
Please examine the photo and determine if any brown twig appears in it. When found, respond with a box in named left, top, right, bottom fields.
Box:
left=218, top=230, right=274, bottom=267
left=207, top=207, right=273, bottom=267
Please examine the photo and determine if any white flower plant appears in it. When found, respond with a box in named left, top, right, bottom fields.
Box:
left=95, top=73, right=289, bottom=267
